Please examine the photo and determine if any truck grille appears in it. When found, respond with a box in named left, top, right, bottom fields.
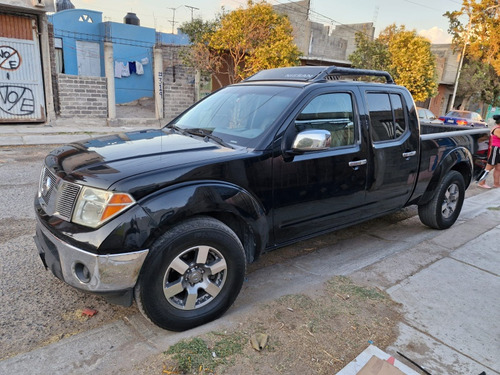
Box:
left=39, top=167, right=81, bottom=221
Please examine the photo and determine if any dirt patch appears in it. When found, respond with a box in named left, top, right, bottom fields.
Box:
left=116, top=97, right=155, bottom=119
left=134, top=276, right=401, bottom=374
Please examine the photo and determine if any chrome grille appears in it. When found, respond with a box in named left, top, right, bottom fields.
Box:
left=39, top=167, right=81, bottom=221
left=56, top=183, right=81, bottom=220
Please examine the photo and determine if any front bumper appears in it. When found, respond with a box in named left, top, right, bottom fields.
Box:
left=34, top=217, right=149, bottom=295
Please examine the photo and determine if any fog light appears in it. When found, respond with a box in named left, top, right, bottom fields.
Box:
left=74, top=262, right=91, bottom=283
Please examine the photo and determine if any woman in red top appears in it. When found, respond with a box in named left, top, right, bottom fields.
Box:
left=478, top=114, right=500, bottom=188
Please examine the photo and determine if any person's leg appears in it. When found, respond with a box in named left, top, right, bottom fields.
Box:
left=478, top=164, right=493, bottom=188
left=493, top=164, right=500, bottom=187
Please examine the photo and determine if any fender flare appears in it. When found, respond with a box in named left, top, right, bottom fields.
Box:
left=418, top=146, right=473, bottom=206
left=138, top=181, right=268, bottom=263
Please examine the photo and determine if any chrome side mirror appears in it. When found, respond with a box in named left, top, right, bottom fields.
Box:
left=291, top=130, right=331, bottom=153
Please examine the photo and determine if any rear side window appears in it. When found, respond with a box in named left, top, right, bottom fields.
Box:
left=366, top=92, right=407, bottom=142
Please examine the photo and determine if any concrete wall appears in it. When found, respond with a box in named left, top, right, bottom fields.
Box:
left=308, top=22, right=347, bottom=61
left=48, top=23, right=60, bottom=115
left=274, top=0, right=373, bottom=64
left=161, top=45, right=196, bottom=122
left=1, top=0, right=55, bottom=12
left=334, top=23, right=375, bottom=59
left=57, top=74, right=107, bottom=118
left=431, top=44, right=460, bottom=85
left=274, top=0, right=310, bottom=56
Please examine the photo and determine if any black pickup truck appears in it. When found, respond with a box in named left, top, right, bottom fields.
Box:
left=34, top=66, right=489, bottom=331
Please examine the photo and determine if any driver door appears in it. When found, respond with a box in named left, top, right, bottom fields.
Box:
left=272, top=90, right=369, bottom=244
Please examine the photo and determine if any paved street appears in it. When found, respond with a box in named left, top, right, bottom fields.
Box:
left=0, top=143, right=499, bottom=374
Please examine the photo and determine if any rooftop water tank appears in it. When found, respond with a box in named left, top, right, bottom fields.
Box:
left=56, top=0, right=75, bottom=11
left=124, top=12, right=140, bottom=26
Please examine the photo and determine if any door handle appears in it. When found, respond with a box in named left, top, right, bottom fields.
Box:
left=402, top=151, right=416, bottom=158
left=348, top=159, right=367, bottom=167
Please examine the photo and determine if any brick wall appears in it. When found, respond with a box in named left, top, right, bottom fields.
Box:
left=161, top=45, right=196, bottom=122
left=57, top=74, right=108, bottom=118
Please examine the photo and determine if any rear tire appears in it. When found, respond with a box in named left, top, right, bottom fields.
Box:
left=418, top=170, right=465, bottom=229
left=134, top=217, right=246, bottom=331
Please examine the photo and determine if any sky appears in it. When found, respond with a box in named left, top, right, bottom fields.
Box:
left=70, top=0, right=464, bottom=43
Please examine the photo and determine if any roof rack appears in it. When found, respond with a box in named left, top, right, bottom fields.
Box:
left=245, top=66, right=395, bottom=84
left=314, top=66, right=395, bottom=84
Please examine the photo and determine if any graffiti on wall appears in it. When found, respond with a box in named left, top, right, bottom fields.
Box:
left=0, top=46, right=22, bottom=71
left=0, top=85, right=35, bottom=116
left=0, top=45, right=35, bottom=116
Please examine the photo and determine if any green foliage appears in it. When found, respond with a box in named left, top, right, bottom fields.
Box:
left=457, top=58, right=500, bottom=107
left=445, top=0, right=500, bottom=75
left=209, top=0, right=301, bottom=82
left=166, top=338, right=213, bottom=373
left=179, top=17, right=218, bottom=44
left=165, top=334, right=245, bottom=373
left=179, top=0, right=301, bottom=85
left=349, top=24, right=438, bottom=102
left=349, top=32, right=390, bottom=73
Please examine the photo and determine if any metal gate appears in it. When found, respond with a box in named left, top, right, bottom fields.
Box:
left=0, top=13, right=46, bottom=123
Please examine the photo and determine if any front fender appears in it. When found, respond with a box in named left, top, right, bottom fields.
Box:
left=138, top=181, right=268, bottom=261
left=418, top=146, right=473, bottom=206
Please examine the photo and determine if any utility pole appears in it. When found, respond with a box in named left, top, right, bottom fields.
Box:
left=450, top=4, right=500, bottom=111
left=185, top=5, right=199, bottom=21
left=168, top=7, right=179, bottom=34
left=449, top=17, right=470, bottom=111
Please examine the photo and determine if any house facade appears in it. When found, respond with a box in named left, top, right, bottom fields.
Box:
left=0, top=0, right=56, bottom=124
left=49, top=9, right=189, bottom=105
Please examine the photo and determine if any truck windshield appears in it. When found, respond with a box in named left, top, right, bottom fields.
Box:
left=170, top=85, right=300, bottom=148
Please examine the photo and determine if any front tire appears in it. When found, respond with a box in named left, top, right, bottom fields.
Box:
left=418, top=170, right=465, bottom=229
left=135, top=217, right=246, bottom=331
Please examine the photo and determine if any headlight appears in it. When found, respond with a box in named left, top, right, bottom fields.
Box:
left=72, top=187, right=135, bottom=228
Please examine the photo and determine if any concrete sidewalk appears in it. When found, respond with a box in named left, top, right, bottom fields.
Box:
left=350, top=189, right=500, bottom=374
left=0, top=119, right=163, bottom=146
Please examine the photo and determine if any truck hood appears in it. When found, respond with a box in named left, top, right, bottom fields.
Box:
left=45, top=129, right=246, bottom=191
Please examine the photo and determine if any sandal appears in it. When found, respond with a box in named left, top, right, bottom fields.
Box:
left=478, top=183, right=492, bottom=189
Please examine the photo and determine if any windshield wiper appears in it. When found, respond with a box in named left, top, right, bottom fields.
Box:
left=184, top=128, right=234, bottom=149
left=165, top=124, right=234, bottom=149
left=165, top=124, right=188, bottom=135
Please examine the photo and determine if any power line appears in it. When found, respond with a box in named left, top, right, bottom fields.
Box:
left=54, top=28, right=157, bottom=48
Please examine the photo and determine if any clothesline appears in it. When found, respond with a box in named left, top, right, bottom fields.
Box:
left=114, top=57, right=149, bottom=78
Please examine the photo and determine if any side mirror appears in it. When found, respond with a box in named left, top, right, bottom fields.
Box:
left=290, top=130, right=331, bottom=153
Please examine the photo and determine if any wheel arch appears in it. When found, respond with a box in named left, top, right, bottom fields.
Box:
left=417, top=147, right=473, bottom=206
left=138, top=181, right=268, bottom=263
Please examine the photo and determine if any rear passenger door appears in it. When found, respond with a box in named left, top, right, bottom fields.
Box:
left=272, top=89, right=369, bottom=244
left=363, top=90, right=420, bottom=213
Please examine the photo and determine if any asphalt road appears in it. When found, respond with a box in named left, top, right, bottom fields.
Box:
left=0, top=145, right=132, bottom=360
left=0, top=144, right=490, bottom=362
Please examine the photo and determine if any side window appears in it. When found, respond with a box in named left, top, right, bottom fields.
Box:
left=391, top=94, right=406, bottom=138
left=366, top=92, right=407, bottom=142
left=295, top=93, right=355, bottom=148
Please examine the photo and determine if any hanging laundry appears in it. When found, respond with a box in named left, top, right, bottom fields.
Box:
left=135, top=61, right=144, bottom=75
left=140, top=57, right=149, bottom=65
left=129, top=61, right=137, bottom=74
left=121, top=62, right=130, bottom=77
left=114, top=61, right=123, bottom=78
